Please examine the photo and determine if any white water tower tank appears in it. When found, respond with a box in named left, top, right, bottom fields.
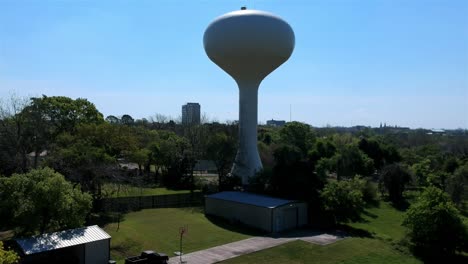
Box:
left=204, top=7, right=295, bottom=185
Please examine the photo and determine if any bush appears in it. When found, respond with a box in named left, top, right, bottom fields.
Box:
left=0, top=241, right=19, bottom=264
left=361, top=178, right=379, bottom=205
left=320, top=178, right=365, bottom=224
left=402, top=186, right=468, bottom=257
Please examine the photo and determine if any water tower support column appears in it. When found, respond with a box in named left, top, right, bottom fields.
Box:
left=232, top=81, right=263, bottom=185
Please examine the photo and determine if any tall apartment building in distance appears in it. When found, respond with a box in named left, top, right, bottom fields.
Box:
left=182, top=102, right=201, bottom=125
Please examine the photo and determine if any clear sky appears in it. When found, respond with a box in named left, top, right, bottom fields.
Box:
left=1, top=0, right=467, bottom=129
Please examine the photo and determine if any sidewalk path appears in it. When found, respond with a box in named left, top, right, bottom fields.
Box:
left=168, top=231, right=345, bottom=264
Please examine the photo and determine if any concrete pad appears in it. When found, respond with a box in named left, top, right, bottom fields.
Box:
left=168, top=231, right=346, bottom=264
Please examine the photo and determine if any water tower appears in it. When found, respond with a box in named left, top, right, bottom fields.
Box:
left=204, top=7, right=295, bottom=185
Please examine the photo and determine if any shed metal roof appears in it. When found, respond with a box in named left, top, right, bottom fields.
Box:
left=15, top=225, right=111, bottom=255
left=206, top=191, right=298, bottom=208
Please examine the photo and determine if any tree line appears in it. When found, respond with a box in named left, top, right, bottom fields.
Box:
left=0, top=94, right=467, bottom=260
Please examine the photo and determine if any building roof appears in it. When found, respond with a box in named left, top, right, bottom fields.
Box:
left=206, top=191, right=298, bottom=208
left=15, top=225, right=110, bottom=255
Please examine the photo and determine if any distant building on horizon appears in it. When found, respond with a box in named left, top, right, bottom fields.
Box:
left=182, top=102, right=201, bottom=125
left=266, top=119, right=286, bottom=127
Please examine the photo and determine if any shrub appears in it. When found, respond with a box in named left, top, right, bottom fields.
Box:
left=361, top=178, right=379, bottom=205
left=0, top=241, right=19, bottom=264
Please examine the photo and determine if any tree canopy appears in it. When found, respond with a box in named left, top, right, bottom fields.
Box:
left=403, top=186, right=468, bottom=257
left=0, top=168, right=92, bottom=235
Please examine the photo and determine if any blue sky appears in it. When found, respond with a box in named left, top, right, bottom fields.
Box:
left=1, top=0, right=467, bottom=129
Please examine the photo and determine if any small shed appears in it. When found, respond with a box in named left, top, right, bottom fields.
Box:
left=15, top=225, right=111, bottom=264
left=205, top=191, right=307, bottom=233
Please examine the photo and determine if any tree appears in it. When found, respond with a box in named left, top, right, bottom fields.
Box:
left=379, top=163, right=412, bottom=204
left=0, top=95, right=30, bottom=174
left=120, top=114, right=134, bottom=126
left=45, top=127, right=117, bottom=202
left=411, top=158, right=433, bottom=186
left=264, top=144, right=326, bottom=214
left=403, top=187, right=468, bottom=257
left=309, top=138, right=336, bottom=163
left=279, top=122, right=315, bottom=156
left=330, top=145, right=374, bottom=179
left=358, top=137, right=401, bottom=169
left=0, top=168, right=92, bottom=235
left=320, top=178, right=365, bottom=224
left=446, top=163, right=468, bottom=206
left=26, top=95, right=104, bottom=136
left=0, top=241, right=19, bottom=264
left=129, top=148, right=151, bottom=176
left=105, top=115, right=120, bottom=124
left=206, top=133, right=236, bottom=190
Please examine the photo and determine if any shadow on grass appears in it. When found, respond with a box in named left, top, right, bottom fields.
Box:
left=179, top=206, right=204, bottom=214
left=365, top=199, right=381, bottom=208
left=335, top=224, right=375, bottom=238
left=391, top=200, right=410, bottom=211
left=86, top=212, right=126, bottom=227
left=411, top=248, right=468, bottom=264
left=362, top=209, right=378, bottom=219
left=205, top=215, right=267, bottom=237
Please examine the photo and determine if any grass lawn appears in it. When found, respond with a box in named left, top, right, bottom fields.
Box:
left=221, top=238, right=421, bottom=264
left=102, top=183, right=195, bottom=197
left=104, top=207, right=259, bottom=263
left=348, top=202, right=407, bottom=241
left=222, top=201, right=420, bottom=264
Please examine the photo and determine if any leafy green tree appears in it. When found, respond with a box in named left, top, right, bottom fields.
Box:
left=0, top=168, right=92, bottom=235
left=308, top=138, right=336, bottom=163
left=120, top=114, right=134, bottom=126
left=411, top=158, right=432, bottom=186
left=0, top=241, right=19, bottom=264
left=358, top=138, right=401, bottom=169
left=330, top=145, right=374, bottom=179
left=18, top=96, right=104, bottom=170
left=446, top=164, right=468, bottom=206
left=155, top=133, right=192, bottom=188
left=45, top=127, right=117, bottom=202
left=379, top=164, right=412, bottom=204
left=25, top=95, right=104, bottom=136
left=206, top=133, right=236, bottom=191
left=279, top=122, right=315, bottom=156
left=264, top=144, right=326, bottom=217
left=442, top=156, right=459, bottom=174
left=320, top=178, right=365, bottom=224
left=129, top=148, right=151, bottom=176
left=105, top=115, right=120, bottom=124
left=403, top=187, right=468, bottom=257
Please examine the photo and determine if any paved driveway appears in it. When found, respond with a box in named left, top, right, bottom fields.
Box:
left=168, top=230, right=346, bottom=264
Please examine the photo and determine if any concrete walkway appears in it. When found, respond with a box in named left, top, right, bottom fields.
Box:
left=168, top=231, right=345, bottom=264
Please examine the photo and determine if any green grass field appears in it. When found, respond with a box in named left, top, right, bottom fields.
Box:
left=221, top=238, right=420, bottom=264
left=103, top=196, right=465, bottom=264
left=221, top=201, right=420, bottom=264
left=104, top=207, right=259, bottom=263
left=348, top=202, right=407, bottom=241
left=102, top=183, right=195, bottom=197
